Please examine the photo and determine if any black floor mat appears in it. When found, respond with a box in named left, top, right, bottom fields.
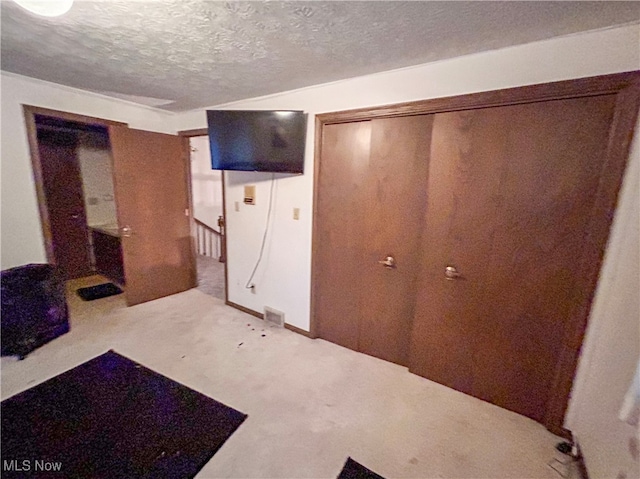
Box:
left=1, top=350, right=247, bottom=478
left=338, top=457, right=386, bottom=479
left=76, top=282, right=123, bottom=301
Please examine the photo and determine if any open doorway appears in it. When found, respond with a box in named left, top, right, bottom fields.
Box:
left=188, top=135, right=226, bottom=301
left=32, top=114, right=125, bottom=287
left=25, top=105, right=196, bottom=307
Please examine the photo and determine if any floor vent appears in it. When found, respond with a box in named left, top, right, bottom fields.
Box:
left=264, top=306, right=285, bottom=328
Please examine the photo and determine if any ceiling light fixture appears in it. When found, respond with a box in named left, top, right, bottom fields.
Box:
left=12, top=0, right=74, bottom=17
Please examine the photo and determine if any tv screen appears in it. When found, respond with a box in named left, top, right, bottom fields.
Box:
left=206, top=110, right=307, bottom=174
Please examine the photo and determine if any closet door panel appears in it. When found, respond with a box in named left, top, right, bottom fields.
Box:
left=474, top=95, right=616, bottom=419
left=358, top=115, right=433, bottom=366
left=314, top=116, right=432, bottom=364
left=409, top=95, right=618, bottom=421
left=315, top=121, right=372, bottom=350
left=409, top=108, right=512, bottom=393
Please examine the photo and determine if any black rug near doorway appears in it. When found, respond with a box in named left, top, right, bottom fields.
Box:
left=1, top=350, right=247, bottom=479
left=338, top=457, right=386, bottom=479
left=76, top=282, right=123, bottom=301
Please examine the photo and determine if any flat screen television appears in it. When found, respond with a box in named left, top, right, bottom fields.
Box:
left=206, top=110, right=307, bottom=174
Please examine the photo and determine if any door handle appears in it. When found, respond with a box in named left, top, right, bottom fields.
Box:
left=445, top=265, right=461, bottom=280
left=120, top=226, right=132, bottom=238
left=378, top=256, right=396, bottom=268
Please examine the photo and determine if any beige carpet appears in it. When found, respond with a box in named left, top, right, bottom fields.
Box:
left=0, top=278, right=572, bottom=478
left=196, top=254, right=225, bottom=300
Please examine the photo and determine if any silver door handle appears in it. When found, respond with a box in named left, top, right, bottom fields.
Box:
left=445, top=265, right=461, bottom=280
left=121, top=226, right=132, bottom=238
left=378, top=256, right=396, bottom=268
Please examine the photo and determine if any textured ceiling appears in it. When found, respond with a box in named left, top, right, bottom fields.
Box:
left=1, top=1, right=639, bottom=112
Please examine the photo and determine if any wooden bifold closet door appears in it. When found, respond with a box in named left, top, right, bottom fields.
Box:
left=314, top=115, right=433, bottom=366
left=312, top=73, right=639, bottom=432
left=409, top=95, right=617, bottom=423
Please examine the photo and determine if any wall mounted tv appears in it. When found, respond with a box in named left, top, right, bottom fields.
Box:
left=206, top=110, right=307, bottom=174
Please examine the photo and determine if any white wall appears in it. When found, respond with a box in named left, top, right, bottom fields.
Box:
left=77, top=132, right=117, bottom=227
left=172, top=24, right=640, bottom=335
left=189, top=135, right=223, bottom=230
left=564, top=123, right=640, bottom=479
left=0, top=72, right=175, bottom=269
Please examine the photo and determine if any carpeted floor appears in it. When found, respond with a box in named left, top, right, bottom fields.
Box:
left=1, top=350, right=247, bottom=478
left=0, top=276, right=569, bottom=478
left=196, top=254, right=225, bottom=300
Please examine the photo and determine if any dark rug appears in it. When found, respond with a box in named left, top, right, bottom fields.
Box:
left=338, top=457, right=386, bottom=479
left=1, top=350, right=247, bottom=478
left=76, top=282, right=123, bottom=301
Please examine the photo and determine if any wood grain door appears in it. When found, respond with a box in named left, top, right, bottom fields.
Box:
left=315, top=115, right=432, bottom=365
left=37, top=128, right=93, bottom=279
left=409, top=95, right=618, bottom=422
left=315, top=121, right=371, bottom=353
left=109, top=126, right=195, bottom=306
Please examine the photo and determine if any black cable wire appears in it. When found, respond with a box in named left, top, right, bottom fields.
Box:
left=245, top=173, right=276, bottom=289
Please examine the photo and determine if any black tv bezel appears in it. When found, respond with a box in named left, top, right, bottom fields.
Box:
left=206, top=109, right=307, bottom=174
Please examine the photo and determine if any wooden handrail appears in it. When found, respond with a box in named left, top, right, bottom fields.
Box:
left=194, top=218, right=221, bottom=236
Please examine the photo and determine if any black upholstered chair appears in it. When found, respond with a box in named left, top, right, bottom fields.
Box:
left=1, top=263, right=70, bottom=359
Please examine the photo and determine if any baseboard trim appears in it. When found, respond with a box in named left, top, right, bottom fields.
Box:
left=225, top=301, right=315, bottom=338
left=284, top=323, right=314, bottom=338
left=226, top=301, right=263, bottom=319
left=547, top=424, right=573, bottom=441
left=576, top=446, right=589, bottom=479
left=570, top=433, right=590, bottom=479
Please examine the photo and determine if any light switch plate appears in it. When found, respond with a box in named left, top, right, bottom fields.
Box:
left=293, top=208, right=300, bottom=220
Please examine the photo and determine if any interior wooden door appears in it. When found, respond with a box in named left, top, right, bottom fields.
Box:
left=409, top=94, right=618, bottom=422
left=314, top=115, right=432, bottom=365
left=109, top=126, right=195, bottom=306
left=37, top=128, right=93, bottom=279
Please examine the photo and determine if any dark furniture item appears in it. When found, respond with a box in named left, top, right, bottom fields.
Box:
left=0, top=263, right=69, bottom=359
left=1, top=350, right=248, bottom=479
left=91, top=227, right=125, bottom=285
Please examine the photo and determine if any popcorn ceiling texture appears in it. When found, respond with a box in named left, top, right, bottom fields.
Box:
left=1, top=1, right=638, bottom=111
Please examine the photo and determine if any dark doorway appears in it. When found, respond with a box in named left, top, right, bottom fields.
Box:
left=35, top=116, right=111, bottom=280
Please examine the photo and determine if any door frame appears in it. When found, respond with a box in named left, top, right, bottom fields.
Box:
left=310, top=71, right=640, bottom=436
left=22, top=105, right=127, bottom=267
left=178, top=128, right=229, bottom=303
